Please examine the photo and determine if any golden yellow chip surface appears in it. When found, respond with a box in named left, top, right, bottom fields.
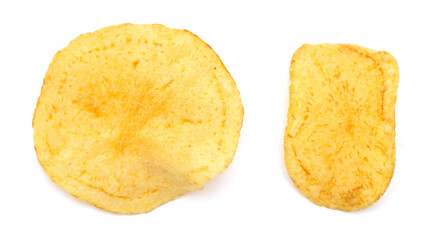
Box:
left=33, top=24, right=243, bottom=214
left=285, top=44, right=399, bottom=211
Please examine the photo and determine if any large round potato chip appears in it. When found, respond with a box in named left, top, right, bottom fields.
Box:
left=285, top=44, right=398, bottom=211
left=33, top=24, right=243, bottom=214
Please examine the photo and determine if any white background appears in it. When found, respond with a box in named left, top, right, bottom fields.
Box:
left=1, top=0, right=445, bottom=239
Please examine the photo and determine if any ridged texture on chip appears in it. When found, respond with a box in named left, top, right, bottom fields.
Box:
left=33, top=24, right=243, bottom=214
left=285, top=44, right=398, bottom=211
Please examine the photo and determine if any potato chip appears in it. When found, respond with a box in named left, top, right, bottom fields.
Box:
left=285, top=44, right=398, bottom=211
left=33, top=24, right=243, bottom=214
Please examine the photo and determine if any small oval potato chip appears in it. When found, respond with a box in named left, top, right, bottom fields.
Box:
left=33, top=24, right=243, bottom=214
left=285, top=44, right=398, bottom=211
